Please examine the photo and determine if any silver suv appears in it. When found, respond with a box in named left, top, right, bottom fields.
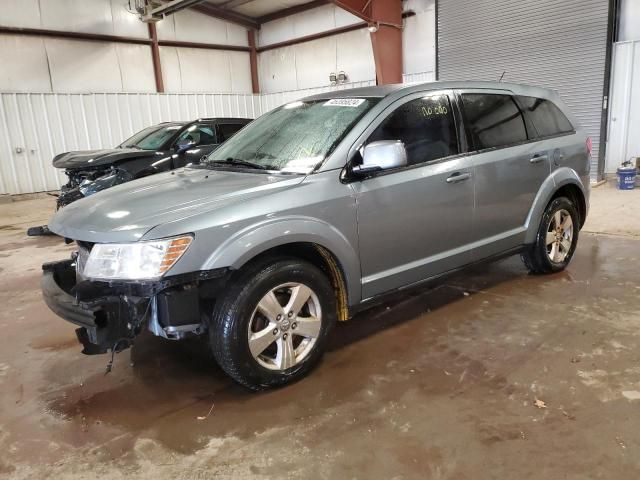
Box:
left=42, top=82, right=590, bottom=390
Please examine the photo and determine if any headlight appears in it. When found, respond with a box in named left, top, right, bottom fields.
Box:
left=83, top=236, right=192, bottom=280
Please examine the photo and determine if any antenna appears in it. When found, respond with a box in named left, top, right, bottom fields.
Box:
left=498, top=71, right=506, bottom=82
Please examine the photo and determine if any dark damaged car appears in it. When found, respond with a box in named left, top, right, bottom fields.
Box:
left=54, top=118, right=251, bottom=208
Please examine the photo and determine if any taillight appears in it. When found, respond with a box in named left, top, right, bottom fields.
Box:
left=586, top=136, right=592, bottom=156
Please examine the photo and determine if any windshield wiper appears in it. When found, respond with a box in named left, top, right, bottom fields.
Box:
left=208, top=157, right=269, bottom=170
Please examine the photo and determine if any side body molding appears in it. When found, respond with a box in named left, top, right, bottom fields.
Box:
left=524, top=167, right=587, bottom=244
left=202, top=216, right=362, bottom=305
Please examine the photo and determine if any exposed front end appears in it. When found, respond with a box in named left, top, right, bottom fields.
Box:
left=41, top=241, right=227, bottom=355
left=58, top=167, right=133, bottom=209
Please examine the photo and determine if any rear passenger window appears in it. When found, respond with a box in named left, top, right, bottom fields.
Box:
left=367, top=95, right=458, bottom=166
left=517, top=96, right=574, bottom=138
left=217, top=123, right=245, bottom=142
left=461, top=94, right=527, bottom=150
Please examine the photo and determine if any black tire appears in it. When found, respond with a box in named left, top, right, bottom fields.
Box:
left=521, top=196, right=580, bottom=274
left=209, top=256, right=337, bottom=390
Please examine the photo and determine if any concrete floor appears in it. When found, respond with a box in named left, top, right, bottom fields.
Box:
left=0, top=183, right=639, bottom=479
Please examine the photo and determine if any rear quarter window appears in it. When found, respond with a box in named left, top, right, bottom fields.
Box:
left=516, top=96, right=574, bottom=138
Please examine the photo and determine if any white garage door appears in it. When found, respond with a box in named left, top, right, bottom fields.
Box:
left=437, top=0, right=610, bottom=180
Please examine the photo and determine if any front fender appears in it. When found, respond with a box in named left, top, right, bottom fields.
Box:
left=524, top=167, right=587, bottom=244
left=202, top=216, right=362, bottom=304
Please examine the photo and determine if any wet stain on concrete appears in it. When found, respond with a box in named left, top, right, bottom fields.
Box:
left=0, top=215, right=639, bottom=478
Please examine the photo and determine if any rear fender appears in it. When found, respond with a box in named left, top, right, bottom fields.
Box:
left=524, top=167, right=587, bottom=244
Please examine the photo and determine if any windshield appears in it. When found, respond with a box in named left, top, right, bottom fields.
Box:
left=203, top=98, right=377, bottom=173
left=119, top=124, right=183, bottom=150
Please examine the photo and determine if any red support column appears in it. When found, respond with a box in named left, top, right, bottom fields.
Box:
left=369, top=0, right=402, bottom=85
left=248, top=29, right=260, bottom=94
left=332, top=0, right=403, bottom=85
left=148, top=23, right=164, bottom=93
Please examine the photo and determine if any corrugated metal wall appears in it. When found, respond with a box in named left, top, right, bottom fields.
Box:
left=605, top=40, right=640, bottom=173
left=0, top=92, right=262, bottom=194
left=1, top=80, right=404, bottom=195
left=437, top=0, right=609, bottom=179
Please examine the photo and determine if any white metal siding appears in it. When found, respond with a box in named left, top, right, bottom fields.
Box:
left=0, top=92, right=262, bottom=194
left=257, top=29, right=376, bottom=93
left=437, top=0, right=609, bottom=178
left=0, top=81, right=388, bottom=195
left=606, top=41, right=640, bottom=173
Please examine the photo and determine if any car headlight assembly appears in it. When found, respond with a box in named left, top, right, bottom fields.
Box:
left=82, top=236, right=193, bottom=280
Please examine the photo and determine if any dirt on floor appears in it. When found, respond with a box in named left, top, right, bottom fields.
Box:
left=0, top=184, right=639, bottom=479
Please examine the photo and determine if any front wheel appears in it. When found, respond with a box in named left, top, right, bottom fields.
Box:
left=209, top=257, right=336, bottom=390
left=521, top=196, right=579, bottom=274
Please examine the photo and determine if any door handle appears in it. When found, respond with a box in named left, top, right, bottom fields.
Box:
left=530, top=154, right=548, bottom=164
left=446, top=172, right=471, bottom=184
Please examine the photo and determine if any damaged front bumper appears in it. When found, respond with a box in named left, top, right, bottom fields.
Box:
left=41, top=258, right=228, bottom=355
left=57, top=168, right=133, bottom=209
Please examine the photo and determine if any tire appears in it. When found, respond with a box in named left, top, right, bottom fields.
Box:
left=521, top=196, right=580, bottom=274
left=209, top=257, right=337, bottom=390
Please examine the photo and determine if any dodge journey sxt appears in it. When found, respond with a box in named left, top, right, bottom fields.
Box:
left=42, top=81, right=590, bottom=390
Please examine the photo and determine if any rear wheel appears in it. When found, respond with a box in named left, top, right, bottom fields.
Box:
left=521, top=196, right=579, bottom=274
left=522, top=197, right=580, bottom=273
left=209, top=257, right=336, bottom=390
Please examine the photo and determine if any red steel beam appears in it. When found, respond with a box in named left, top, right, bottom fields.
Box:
left=257, top=0, right=329, bottom=24
left=257, top=21, right=366, bottom=52
left=248, top=29, right=260, bottom=93
left=191, top=3, right=260, bottom=30
left=330, top=0, right=372, bottom=22
left=148, top=23, right=165, bottom=93
left=256, top=11, right=413, bottom=53
left=0, top=26, right=151, bottom=45
left=0, top=25, right=250, bottom=52
left=332, top=0, right=403, bottom=85
left=158, top=39, right=250, bottom=51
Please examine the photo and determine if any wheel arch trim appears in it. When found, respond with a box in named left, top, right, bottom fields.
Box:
left=524, top=168, right=587, bottom=244
left=201, top=216, right=362, bottom=306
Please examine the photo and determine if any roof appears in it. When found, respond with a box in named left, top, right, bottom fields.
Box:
left=195, top=117, right=253, bottom=123
left=301, top=81, right=562, bottom=102
left=202, top=0, right=316, bottom=19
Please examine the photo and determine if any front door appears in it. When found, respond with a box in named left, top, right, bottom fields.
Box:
left=173, top=122, right=219, bottom=167
left=351, top=92, right=475, bottom=299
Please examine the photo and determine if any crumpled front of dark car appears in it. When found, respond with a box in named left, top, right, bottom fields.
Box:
left=58, top=167, right=133, bottom=209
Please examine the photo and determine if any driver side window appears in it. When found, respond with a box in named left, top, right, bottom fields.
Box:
left=368, top=95, right=458, bottom=166
left=175, top=124, right=217, bottom=147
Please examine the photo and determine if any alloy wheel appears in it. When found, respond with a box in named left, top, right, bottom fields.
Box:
left=247, top=282, right=322, bottom=371
left=546, top=208, right=573, bottom=263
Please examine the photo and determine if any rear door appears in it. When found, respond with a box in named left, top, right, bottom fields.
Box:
left=351, top=90, right=474, bottom=299
left=458, top=90, right=550, bottom=258
left=515, top=95, right=585, bottom=177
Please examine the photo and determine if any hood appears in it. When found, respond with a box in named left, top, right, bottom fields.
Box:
left=52, top=148, right=155, bottom=169
left=48, top=167, right=305, bottom=243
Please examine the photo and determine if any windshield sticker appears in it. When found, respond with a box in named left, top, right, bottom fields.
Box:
left=323, top=98, right=365, bottom=107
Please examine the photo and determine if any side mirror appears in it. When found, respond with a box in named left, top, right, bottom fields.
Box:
left=352, top=140, right=407, bottom=176
left=175, top=140, right=195, bottom=153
